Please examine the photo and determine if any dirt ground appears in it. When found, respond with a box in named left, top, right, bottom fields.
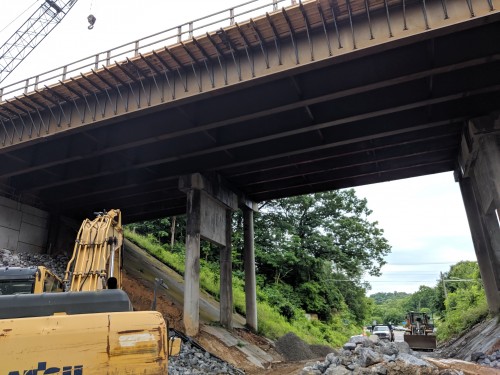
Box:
left=122, top=271, right=320, bottom=374
left=122, top=271, right=184, bottom=331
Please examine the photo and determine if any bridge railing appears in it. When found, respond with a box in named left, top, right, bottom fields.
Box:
left=0, top=0, right=296, bottom=102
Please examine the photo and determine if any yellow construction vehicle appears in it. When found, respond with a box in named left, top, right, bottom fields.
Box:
left=0, top=209, right=181, bottom=374
left=0, top=265, right=63, bottom=295
left=63, top=209, right=123, bottom=292
left=403, top=311, right=437, bottom=351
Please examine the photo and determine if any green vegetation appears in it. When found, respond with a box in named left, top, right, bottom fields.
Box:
left=125, top=190, right=390, bottom=346
left=125, top=228, right=360, bottom=346
left=434, top=261, right=489, bottom=340
left=125, top=190, right=487, bottom=346
left=367, top=261, right=488, bottom=342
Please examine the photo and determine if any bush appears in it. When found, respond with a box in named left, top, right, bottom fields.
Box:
left=436, top=285, right=489, bottom=340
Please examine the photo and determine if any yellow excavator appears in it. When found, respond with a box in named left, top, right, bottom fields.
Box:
left=0, top=209, right=181, bottom=374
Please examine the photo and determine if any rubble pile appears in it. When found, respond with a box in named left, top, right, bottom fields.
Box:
left=1, top=248, right=69, bottom=279
left=471, top=349, right=500, bottom=369
left=300, top=335, right=441, bottom=375
left=168, top=340, right=243, bottom=375
left=276, top=332, right=318, bottom=361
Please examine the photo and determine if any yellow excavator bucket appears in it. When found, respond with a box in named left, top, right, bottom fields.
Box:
left=404, top=333, right=437, bottom=350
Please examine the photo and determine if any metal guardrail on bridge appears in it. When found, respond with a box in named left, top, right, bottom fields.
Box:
left=0, top=0, right=296, bottom=101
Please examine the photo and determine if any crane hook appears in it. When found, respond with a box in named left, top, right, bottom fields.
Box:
left=87, top=14, right=96, bottom=30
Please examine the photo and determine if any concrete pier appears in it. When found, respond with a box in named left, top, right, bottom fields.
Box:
left=179, top=174, right=239, bottom=335
left=243, top=206, right=258, bottom=332
left=457, top=115, right=500, bottom=313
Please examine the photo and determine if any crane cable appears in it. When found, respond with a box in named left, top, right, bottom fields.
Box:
left=0, top=0, right=40, bottom=35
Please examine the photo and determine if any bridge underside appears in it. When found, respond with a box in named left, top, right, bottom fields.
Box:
left=0, top=0, right=499, bottom=223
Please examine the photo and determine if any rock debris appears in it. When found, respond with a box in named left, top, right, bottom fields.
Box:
left=471, top=349, right=500, bottom=369
left=1, top=249, right=69, bottom=278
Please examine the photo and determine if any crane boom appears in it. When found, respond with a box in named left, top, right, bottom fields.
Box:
left=0, top=0, right=78, bottom=84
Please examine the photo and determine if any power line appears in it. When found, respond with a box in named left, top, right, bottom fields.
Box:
left=384, top=261, right=469, bottom=265
left=364, top=280, right=440, bottom=283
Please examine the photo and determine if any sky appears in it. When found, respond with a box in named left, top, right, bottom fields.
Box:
left=354, top=172, right=476, bottom=295
left=1, top=0, right=478, bottom=295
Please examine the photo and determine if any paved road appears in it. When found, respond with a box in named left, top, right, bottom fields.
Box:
left=394, top=330, right=405, bottom=342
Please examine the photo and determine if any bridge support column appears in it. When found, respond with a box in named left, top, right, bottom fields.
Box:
left=458, top=176, right=500, bottom=312
left=220, top=209, right=233, bottom=329
left=184, top=188, right=202, bottom=336
left=179, top=174, right=238, bottom=335
left=243, top=206, right=258, bottom=332
left=457, top=115, right=500, bottom=313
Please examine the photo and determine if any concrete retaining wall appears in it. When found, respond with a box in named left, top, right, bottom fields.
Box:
left=0, top=196, right=49, bottom=253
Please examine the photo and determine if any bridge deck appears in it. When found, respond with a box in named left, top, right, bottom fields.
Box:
left=0, top=0, right=499, bottom=222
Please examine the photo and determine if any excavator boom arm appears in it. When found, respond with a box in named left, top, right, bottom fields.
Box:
left=64, top=209, right=123, bottom=292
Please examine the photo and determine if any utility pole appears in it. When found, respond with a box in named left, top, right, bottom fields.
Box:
left=441, top=272, right=448, bottom=299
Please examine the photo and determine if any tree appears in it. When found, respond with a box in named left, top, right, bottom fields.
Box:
left=370, top=292, right=411, bottom=305
left=434, top=261, right=482, bottom=314
left=252, top=190, right=391, bottom=322
left=404, top=286, right=437, bottom=312
left=367, top=292, right=411, bottom=326
left=254, top=190, right=391, bottom=286
left=435, top=261, right=487, bottom=338
left=127, top=216, right=186, bottom=248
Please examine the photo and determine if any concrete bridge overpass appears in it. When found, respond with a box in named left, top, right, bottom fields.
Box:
left=0, top=0, right=499, bottom=334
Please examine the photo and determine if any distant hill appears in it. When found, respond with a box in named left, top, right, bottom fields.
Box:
left=369, top=291, right=412, bottom=304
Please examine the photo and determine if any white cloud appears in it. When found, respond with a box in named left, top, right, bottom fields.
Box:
left=355, top=172, right=476, bottom=295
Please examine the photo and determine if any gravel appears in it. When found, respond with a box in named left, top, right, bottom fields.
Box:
left=1, top=249, right=69, bottom=279
left=168, top=335, right=244, bottom=375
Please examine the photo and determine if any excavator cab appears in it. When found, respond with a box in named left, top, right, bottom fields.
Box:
left=0, top=266, right=63, bottom=295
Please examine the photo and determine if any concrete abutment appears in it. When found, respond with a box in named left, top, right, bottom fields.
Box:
left=0, top=196, right=77, bottom=255
left=457, top=114, right=500, bottom=313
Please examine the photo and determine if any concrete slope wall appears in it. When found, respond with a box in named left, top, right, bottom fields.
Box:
left=123, top=239, right=246, bottom=327
left=0, top=196, right=49, bottom=253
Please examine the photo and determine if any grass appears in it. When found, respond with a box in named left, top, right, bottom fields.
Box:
left=124, top=229, right=361, bottom=346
